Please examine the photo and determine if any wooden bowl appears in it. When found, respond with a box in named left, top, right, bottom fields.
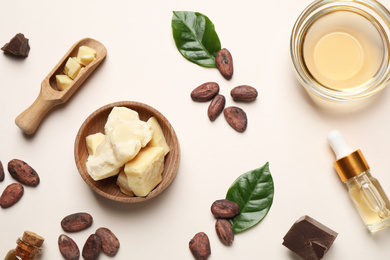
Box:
left=74, top=101, right=180, bottom=203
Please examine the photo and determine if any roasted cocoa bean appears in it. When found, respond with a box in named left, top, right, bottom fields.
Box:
left=0, top=160, right=4, bottom=182
left=82, top=234, right=101, bottom=260
left=216, top=48, right=233, bottom=80
left=189, top=232, right=211, bottom=260
left=8, top=159, right=39, bottom=187
left=95, top=227, right=120, bottom=256
left=230, top=85, right=258, bottom=102
left=208, top=94, right=225, bottom=121
left=191, top=82, right=219, bottom=102
left=223, top=106, right=247, bottom=132
left=0, top=183, right=24, bottom=208
left=211, top=199, right=240, bottom=219
left=58, top=234, right=80, bottom=260
left=61, top=212, right=93, bottom=232
left=215, top=219, right=234, bottom=246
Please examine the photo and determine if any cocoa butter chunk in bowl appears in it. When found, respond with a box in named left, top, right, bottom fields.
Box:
left=74, top=101, right=180, bottom=203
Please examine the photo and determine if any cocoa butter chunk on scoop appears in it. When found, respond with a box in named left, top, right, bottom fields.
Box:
left=15, top=38, right=107, bottom=135
left=282, top=215, right=338, bottom=260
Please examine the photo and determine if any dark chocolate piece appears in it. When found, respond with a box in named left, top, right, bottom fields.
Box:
left=283, top=215, right=338, bottom=260
left=1, top=33, right=30, bottom=57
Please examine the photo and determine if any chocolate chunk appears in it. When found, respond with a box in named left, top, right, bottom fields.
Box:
left=282, top=215, right=338, bottom=260
left=1, top=33, right=30, bottom=57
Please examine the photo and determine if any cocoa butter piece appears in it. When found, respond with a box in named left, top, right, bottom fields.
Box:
left=208, top=94, right=225, bottom=121
left=223, top=106, right=247, bottom=133
left=0, top=183, right=24, bottom=208
left=189, top=232, right=211, bottom=260
left=8, top=159, right=40, bottom=187
left=215, top=219, right=234, bottom=246
left=282, top=215, right=338, bottom=260
left=1, top=33, right=30, bottom=57
left=191, top=82, right=219, bottom=102
left=211, top=199, right=240, bottom=219
left=230, top=85, right=258, bottom=102
left=0, top=160, right=4, bottom=182
left=95, top=227, right=120, bottom=256
left=61, top=212, right=93, bottom=232
left=216, top=48, right=233, bottom=80
left=82, top=234, right=102, bottom=260
left=58, top=234, right=80, bottom=260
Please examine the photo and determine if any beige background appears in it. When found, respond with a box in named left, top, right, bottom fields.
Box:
left=1, top=0, right=390, bottom=259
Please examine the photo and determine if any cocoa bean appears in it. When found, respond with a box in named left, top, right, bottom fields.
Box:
left=208, top=94, right=225, bottom=121
left=189, top=232, right=211, bottom=260
left=58, top=234, right=80, bottom=260
left=8, top=159, right=39, bottom=187
left=191, top=82, right=219, bottom=102
left=223, top=106, right=248, bottom=132
left=0, top=183, right=24, bottom=208
left=95, top=227, right=120, bottom=256
left=216, top=48, right=233, bottom=80
left=0, top=160, right=4, bottom=182
left=215, top=219, right=234, bottom=246
left=61, top=212, right=93, bottom=232
left=82, top=234, right=101, bottom=260
left=230, top=85, right=258, bottom=102
left=211, top=199, right=240, bottom=219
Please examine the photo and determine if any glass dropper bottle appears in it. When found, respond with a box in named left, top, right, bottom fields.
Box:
left=328, top=130, right=390, bottom=232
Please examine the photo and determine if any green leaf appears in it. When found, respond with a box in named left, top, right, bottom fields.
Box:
left=226, top=162, right=274, bottom=233
left=172, top=11, right=221, bottom=67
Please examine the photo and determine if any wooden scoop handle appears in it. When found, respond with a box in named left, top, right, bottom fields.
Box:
left=15, top=92, right=60, bottom=135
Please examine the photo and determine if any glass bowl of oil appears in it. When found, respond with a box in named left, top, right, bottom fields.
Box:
left=291, top=0, right=390, bottom=103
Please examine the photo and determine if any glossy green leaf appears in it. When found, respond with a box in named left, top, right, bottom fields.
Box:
left=172, top=11, right=221, bottom=67
left=226, top=162, right=274, bottom=233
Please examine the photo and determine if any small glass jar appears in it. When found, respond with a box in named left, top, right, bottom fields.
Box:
left=4, top=231, right=44, bottom=260
left=290, top=0, right=390, bottom=106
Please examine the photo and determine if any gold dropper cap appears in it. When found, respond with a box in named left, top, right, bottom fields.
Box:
left=333, top=149, right=370, bottom=182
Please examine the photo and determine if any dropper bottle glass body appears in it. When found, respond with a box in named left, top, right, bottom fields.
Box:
left=328, top=130, right=390, bottom=232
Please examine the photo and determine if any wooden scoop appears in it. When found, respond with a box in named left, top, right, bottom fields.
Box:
left=15, top=38, right=107, bottom=135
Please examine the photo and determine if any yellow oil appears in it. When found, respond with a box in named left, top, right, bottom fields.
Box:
left=303, top=10, right=385, bottom=91
left=346, top=173, right=390, bottom=232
